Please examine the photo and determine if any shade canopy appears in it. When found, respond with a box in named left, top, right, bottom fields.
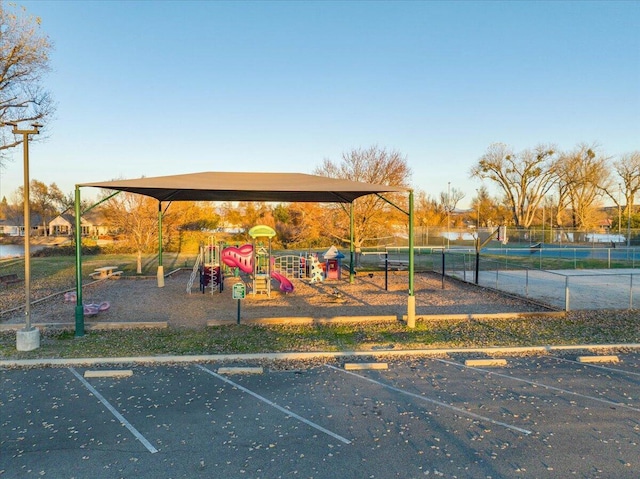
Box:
left=79, top=171, right=408, bottom=203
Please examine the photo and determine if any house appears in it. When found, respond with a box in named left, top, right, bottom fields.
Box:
left=0, top=218, right=21, bottom=236
left=0, top=215, right=46, bottom=236
left=49, top=209, right=111, bottom=237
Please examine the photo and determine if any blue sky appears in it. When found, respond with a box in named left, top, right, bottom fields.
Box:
left=0, top=0, right=638, bottom=208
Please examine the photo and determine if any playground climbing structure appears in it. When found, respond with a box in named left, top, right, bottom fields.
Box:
left=248, top=225, right=275, bottom=296
left=220, top=225, right=296, bottom=297
left=187, top=237, right=223, bottom=294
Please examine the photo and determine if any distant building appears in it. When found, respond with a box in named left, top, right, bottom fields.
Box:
left=0, top=214, right=46, bottom=236
left=0, top=218, right=21, bottom=236
left=48, top=209, right=111, bottom=237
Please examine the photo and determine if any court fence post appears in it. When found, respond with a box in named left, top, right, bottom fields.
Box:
left=565, top=276, right=570, bottom=311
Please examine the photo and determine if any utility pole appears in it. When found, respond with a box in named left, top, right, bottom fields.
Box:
left=447, top=181, right=450, bottom=249
left=6, top=122, right=41, bottom=351
left=476, top=189, right=480, bottom=229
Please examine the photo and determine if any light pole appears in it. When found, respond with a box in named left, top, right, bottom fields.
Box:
left=476, top=189, right=480, bottom=230
left=628, top=194, right=632, bottom=248
left=618, top=184, right=622, bottom=238
left=542, top=205, right=545, bottom=244
left=447, top=181, right=451, bottom=249
left=6, top=121, right=41, bottom=351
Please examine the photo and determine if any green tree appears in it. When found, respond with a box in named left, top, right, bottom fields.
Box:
left=469, top=185, right=508, bottom=228
left=273, top=202, right=325, bottom=249
left=0, top=194, right=7, bottom=218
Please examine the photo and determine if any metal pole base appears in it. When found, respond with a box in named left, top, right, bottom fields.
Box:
left=75, top=305, right=85, bottom=337
left=407, top=295, right=416, bottom=328
left=16, top=327, right=40, bottom=351
left=157, top=266, right=165, bottom=288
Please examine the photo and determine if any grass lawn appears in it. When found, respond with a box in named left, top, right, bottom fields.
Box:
left=2, top=251, right=640, bottom=361
left=2, top=312, right=639, bottom=360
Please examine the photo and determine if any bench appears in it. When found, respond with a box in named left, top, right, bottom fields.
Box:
left=0, top=273, right=23, bottom=286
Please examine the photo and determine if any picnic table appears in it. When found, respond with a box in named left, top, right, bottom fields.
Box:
left=89, top=266, right=123, bottom=279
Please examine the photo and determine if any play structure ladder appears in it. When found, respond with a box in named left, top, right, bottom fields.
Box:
left=187, top=237, right=222, bottom=295
left=253, top=274, right=269, bottom=295
left=186, top=250, right=203, bottom=294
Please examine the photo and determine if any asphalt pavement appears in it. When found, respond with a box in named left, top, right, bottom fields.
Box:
left=3, top=348, right=640, bottom=478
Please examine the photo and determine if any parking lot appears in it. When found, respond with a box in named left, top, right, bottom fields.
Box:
left=2, top=352, right=640, bottom=478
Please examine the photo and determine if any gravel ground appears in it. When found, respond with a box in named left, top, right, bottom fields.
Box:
left=0, top=270, right=552, bottom=328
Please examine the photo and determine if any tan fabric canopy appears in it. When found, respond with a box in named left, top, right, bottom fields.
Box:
left=80, top=171, right=408, bottom=203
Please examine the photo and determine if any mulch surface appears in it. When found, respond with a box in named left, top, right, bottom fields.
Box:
left=1, top=270, right=552, bottom=329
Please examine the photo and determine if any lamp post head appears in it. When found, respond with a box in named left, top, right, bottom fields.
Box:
left=4, top=121, right=42, bottom=135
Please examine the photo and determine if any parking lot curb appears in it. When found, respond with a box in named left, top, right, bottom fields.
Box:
left=2, top=343, right=640, bottom=368
left=0, top=321, right=168, bottom=331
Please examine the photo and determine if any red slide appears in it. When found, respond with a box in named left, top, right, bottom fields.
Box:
left=271, top=271, right=294, bottom=293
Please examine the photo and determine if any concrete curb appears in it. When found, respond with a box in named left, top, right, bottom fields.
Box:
left=0, top=311, right=563, bottom=331
left=208, top=311, right=564, bottom=326
left=208, top=315, right=399, bottom=326
left=2, top=343, right=640, bottom=368
left=0, top=321, right=168, bottom=331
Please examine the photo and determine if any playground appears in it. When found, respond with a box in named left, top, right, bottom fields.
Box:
left=189, top=226, right=345, bottom=300
left=0, top=266, right=551, bottom=329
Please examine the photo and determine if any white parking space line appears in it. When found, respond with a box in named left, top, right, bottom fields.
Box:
left=68, top=368, right=158, bottom=454
left=435, top=358, right=640, bottom=413
left=196, top=364, right=351, bottom=444
left=326, top=364, right=532, bottom=435
left=551, top=356, right=640, bottom=377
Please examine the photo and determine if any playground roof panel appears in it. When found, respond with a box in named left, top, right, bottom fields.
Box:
left=79, top=171, right=409, bottom=203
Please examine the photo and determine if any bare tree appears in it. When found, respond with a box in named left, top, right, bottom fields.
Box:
left=556, top=143, right=611, bottom=228
left=103, top=192, right=159, bottom=274
left=0, top=2, right=55, bottom=166
left=415, top=190, right=445, bottom=227
left=470, top=143, right=558, bottom=228
left=439, top=185, right=465, bottom=225
left=314, top=145, right=411, bottom=251
left=29, top=180, right=64, bottom=234
left=608, top=151, right=640, bottom=217
left=12, top=179, right=65, bottom=234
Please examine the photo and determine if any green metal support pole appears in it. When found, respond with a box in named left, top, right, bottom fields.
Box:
left=370, top=191, right=414, bottom=327
left=349, top=201, right=355, bottom=284
left=158, top=202, right=163, bottom=267
left=407, top=190, right=416, bottom=328
left=74, top=185, right=84, bottom=336
left=157, top=201, right=164, bottom=287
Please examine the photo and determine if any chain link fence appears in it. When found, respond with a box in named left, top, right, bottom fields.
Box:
left=356, top=244, right=640, bottom=311
left=437, top=249, right=640, bottom=311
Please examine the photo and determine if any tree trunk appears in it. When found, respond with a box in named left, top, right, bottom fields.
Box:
left=137, top=250, right=142, bottom=274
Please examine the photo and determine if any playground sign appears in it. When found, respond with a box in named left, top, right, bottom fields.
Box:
left=232, top=282, right=246, bottom=300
